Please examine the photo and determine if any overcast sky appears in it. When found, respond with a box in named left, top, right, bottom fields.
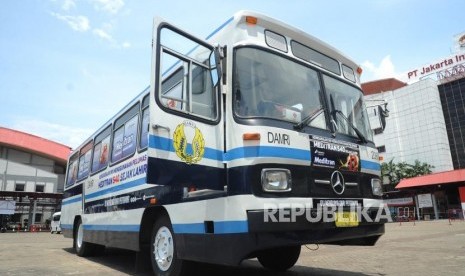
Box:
left=1, top=0, right=464, bottom=149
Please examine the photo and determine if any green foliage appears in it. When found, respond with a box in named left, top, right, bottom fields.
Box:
left=381, top=159, right=434, bottom=192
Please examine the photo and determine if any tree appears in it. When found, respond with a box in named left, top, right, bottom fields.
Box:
left=381, top=159, right=434, bottom=192
left=411, top=160, right=434, bottom=176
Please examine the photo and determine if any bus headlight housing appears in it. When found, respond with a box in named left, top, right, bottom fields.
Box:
left=371, top=178, right=383, bottom=196
left=261, top=169, right=292, bottom=192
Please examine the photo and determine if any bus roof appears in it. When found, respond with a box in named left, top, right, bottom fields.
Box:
left=208, top=10, right=361, bottom=76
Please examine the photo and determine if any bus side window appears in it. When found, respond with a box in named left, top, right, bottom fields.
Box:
left=111, top=103, right=140, bottom=163
left=140, top=94, right=150, bottom=150
left=65, top=153, right=79, bottom=187
left=91, top=125, right=112, bottom=173
left=77, top=141, right=93, bottom=181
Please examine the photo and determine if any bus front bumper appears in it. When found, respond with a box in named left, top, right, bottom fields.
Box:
left=176, top=208, right=386, bottom=265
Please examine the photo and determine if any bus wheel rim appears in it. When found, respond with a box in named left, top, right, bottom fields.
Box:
left=153, top=226, right=174, bottom=271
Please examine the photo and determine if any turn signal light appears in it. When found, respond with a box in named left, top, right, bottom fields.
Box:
left=243, top=133, right=261, bottom=141
left=246, top=16, right=258, bottom=25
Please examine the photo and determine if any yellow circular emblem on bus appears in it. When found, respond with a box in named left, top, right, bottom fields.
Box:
left=173, top=121, right=205, bottom=164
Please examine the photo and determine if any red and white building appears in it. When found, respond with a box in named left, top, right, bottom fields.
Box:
left=0, top=127, right=71, bottom=229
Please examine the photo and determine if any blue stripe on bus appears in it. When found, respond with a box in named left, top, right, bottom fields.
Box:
left=172, top=220, right=248, bottom=234
left=360, top=160, right=381, bottom=171
left=61, top=224, right=73, bottom=230
left=172, top=223, right=205, bottom=234
left=149, top=135, right=174, bottom=151
left=62, top=196, right=82, bottom=205
left=149, top=135, right=310, bottom=162
left=63, top=221, right=247, bottom=234
left=214, top=220, right=248, bottom=233
left=83, top=224, right=140, bottom=232
left=224, top=146, right=310, bottom=161
left=85, top=177, right=146, bottom=200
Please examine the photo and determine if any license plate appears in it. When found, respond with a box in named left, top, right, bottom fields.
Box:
left=335, top=212, right=359, bottom=227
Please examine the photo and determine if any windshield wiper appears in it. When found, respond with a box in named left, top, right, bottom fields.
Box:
left=294, top=106, right=324, bottom=130
left=332, top=109, right=367, bottom=144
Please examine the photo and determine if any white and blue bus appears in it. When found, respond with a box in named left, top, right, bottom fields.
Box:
left=61, top=11, right=387, bottom=275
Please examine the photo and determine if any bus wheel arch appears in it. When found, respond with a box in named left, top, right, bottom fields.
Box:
left=140, top=207, right=186, bottom=276
left=73, top=216, right=104, bottom=257
left=140, top=206, right=170, bottom=247
left=73, top=217, right=93, bottom=256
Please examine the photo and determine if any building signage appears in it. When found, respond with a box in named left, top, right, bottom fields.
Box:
left=405, top=31, right=465, bottom=83
left=417, top=193, right=433, bottom=208
left=407, top=53, right=465, bottom=83
left=0, top=200, right=16, bottom=215
left=384, top=197, right=414, bottom=207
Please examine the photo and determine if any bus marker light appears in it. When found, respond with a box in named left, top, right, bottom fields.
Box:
left=246, top=16, right=258, bottom=25
left=150, top=198, right=157, bottom=205
left=243, top=133, right=261, bottom=141
left=357, top=67, right=363, bottom=75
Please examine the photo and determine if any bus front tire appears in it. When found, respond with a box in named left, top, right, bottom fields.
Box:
left=257, top=245, right=301, bottom=272
left=150, top=216, right=185, bottom=276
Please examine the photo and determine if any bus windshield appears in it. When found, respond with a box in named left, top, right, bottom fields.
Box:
left=324, top=75, right=373, bottom=142
left=233, top=47, right=373, bottom=141
left=234, top=47, right=326, bottom=129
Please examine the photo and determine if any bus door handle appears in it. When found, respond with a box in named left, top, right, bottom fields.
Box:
left=152, top=124, right=170, bottom=132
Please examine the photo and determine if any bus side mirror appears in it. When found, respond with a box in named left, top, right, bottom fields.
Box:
left=378, top=104, right=389, bottom=131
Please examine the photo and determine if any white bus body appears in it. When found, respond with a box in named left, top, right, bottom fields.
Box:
left=51, top=212, right=61, bottom=234
left=61, top=11, right=386, bottom=275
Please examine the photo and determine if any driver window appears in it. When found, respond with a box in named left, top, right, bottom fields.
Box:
left=158, top=26, right=218, bottom=121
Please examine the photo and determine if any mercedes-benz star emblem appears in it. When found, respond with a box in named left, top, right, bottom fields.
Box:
left=330, top=171, right=345, bottom=195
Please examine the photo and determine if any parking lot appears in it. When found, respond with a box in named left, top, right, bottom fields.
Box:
left=0, top=220, right=464, bottom=276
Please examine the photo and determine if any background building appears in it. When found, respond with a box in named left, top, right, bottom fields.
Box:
left=364, top=78, right=454, bottom=173
left=361, top=34, right=465, bottom=220
left=0, top=127, right=70, bottom=229
left=438, top=78, right=465, bottom=169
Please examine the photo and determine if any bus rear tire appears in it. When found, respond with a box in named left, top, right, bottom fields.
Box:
left=257, top=245, right=301, bottom=272
left=74, top=219, right=104, bottom=257
left=150, top=216, right=185, bottom=276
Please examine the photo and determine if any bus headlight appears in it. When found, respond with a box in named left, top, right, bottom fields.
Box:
left=261, top=169, right=292, bottom=192
left=371, top=178, right=383, bottom=196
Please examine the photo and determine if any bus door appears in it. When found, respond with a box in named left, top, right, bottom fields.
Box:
left=149, top=18, right=225, bottom=201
